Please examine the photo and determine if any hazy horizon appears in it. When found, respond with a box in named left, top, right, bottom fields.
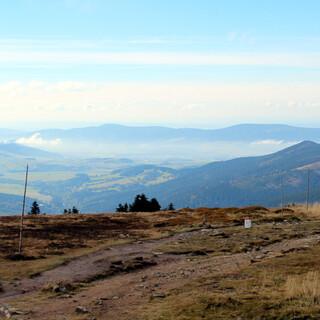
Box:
left=3, top=121, right=320, bottom=132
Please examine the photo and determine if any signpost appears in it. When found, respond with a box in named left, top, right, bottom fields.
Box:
left=281, top=173, right=284, bottom=214
left=244, top=217, right=252, bottom=229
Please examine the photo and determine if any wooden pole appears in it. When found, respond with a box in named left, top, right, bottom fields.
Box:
left=306, top=169, right=310, bottom=212
left=18, top=164, right=29, bottom=255
left=281, top=173, right=284, bottom=214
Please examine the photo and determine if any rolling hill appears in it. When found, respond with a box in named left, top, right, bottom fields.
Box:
left=148, top=141, right=320, bottom=208
left=0, top=143, right=58, bottom=159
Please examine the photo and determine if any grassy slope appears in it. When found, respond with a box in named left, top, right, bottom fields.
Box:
left=2, top=207, right=320, bottom=319
left=138, top=246, right=320, bottom=320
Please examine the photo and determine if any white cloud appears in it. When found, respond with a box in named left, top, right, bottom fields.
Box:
left=1, top=81, right=320, bottom=126
left=251, top=140, right=285, bottom=146
left=0, top=37, right=318, bottom=68
left=16, top=133, right=61, bottom=147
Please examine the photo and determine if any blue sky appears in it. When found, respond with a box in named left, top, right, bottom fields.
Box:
left=0, top=0, right=320, bottom=128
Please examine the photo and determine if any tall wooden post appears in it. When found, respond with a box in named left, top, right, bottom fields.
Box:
left=18, top=164, right=29, bottom=255
left=306, top=169, right=310, bottom=212
left=281, top=173, right=284, bottom=214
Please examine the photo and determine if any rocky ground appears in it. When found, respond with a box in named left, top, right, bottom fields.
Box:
left=1, top=207, right=320, bottom=319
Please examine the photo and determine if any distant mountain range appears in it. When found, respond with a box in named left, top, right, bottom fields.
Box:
left=32, top=123, right=320, bottom=143
left=3, top=122, right=320, bottom=161
left=1, top=124, right=320, bottom=214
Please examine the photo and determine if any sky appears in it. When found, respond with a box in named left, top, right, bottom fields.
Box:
left=0, top=0, right=320, bottom=129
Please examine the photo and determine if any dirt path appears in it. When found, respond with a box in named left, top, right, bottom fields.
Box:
left=1, top=227, right=320, bottom=319
left=0, top=230, right=194, bottom=300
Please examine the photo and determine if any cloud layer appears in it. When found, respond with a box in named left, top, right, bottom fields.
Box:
left=1, top=80, right=320, bottom=127
left=16, top=133, right=61, bottom=147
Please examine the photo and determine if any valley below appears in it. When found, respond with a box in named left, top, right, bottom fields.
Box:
left=2, top=138, right=320, bottom=215
left=1, top=206, right=320, bottom=319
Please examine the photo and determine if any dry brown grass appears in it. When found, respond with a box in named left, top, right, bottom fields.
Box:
left=4, top=207, right=320, bottom=320
left=0, top=207, right=307, bottom=282
left=285, top=271, right=320, bottom=305
left=301, top=202, right=320, bottom=218
left=0, top=206, right=309, bottom=282
left=137, top=245, right=320, bottom=320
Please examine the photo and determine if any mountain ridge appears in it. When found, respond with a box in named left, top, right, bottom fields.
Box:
left=143, top=140, right=320, bottom=209
left=35, top=123, right=320, bottom=142
left=0, top=142, right=59, bottom=158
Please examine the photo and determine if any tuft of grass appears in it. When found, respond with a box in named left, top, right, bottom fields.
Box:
left=303, top=202, right=320, bottom=218
left=137, top=244, right=320, bottom=320
left=285, top=271, right=320, bottom=305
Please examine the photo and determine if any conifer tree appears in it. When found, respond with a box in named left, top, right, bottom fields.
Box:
left=29, top=201, right=40, bottom=215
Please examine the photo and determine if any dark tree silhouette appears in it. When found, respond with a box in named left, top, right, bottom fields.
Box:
left=63, top=207, right=80, bottom=214
left=116, top=194, right=161, bottom=213
left=116, top=204, right=123, bottom=212
left=116, top=203, right=125, bottom=212
left=167, top=203, right=175, bottom=210
left=116, top=203, right=129, bottom=213
left=29, top=201, right=40, bottom=215
left=72, top=206, right=79, bottom=214
left=129, top=194, right=149, bottom=212
left=149, top=198, right=161, bottom=212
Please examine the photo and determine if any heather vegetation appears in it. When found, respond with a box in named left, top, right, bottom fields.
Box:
left=1, top=206, right=320, bottom=319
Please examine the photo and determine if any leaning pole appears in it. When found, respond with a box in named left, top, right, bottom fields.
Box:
left=18, top=164, right=29, bottom=255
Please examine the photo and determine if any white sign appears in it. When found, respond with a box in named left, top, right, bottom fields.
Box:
left=244, top=218, right=252, bottom=229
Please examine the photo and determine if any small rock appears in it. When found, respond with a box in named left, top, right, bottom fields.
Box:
left=152, top=251, right=163, bottom=255
left=75, top=306, right=89, bottom=314
left=141, top=275, right=148, bottom=282
left=59, top=294, right=72, bottom=299
left=151, top=292, right=166, bottom=299
left=95, top=299, right=103, bottom=306
left=0, top=305, right=24, bottom=319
